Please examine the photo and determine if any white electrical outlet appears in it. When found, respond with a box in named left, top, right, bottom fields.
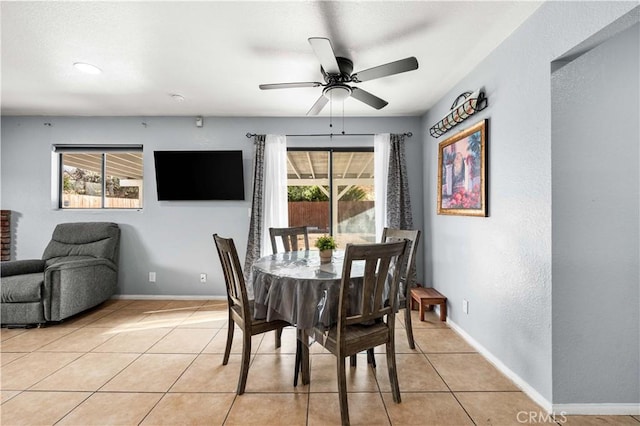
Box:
left=200, top=273, right=207, bottom=283
left=149, top=272, right=156, bottom=283
left=462, top=299, right=469, bottom=314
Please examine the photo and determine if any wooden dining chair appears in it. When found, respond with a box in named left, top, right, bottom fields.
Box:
left=269, top=226, right=310, bottom=254
left=382, top=228, right=421, bottom=349
left=213, top=234, right=289, bottom=395
left=268, top=226, right=310, bottom=346
left=302, top=240, right=408, bottom=426
left=351, top=228, right=421, bottom=368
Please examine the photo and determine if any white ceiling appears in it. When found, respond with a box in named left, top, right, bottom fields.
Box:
left=0, top=1, right=541, bottom=117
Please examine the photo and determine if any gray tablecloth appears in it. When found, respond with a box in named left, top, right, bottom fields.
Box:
left=252, top=250, right=367, bottom=330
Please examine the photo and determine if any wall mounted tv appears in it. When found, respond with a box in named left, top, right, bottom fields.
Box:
left=154, top=150, right=245, bottom=201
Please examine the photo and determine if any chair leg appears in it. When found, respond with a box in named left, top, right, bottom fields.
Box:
left=351, top=350, right=377, bottom=367
left=366, top=348, right=376, bottom=368
left=404, top=306, right=416, bottom=350
left=237, top=331, right=252, bottom=395
left=337, top=357, right=350, bottom=426
left=222, top=316, right=234, bottom=365
left=385, top=340, right=401, bottom=404
left=275, top=327, right=283, bottom=349
left=294, top=338, right=301, bottom=387
left=300, top=330, right=310, bottom=386
left=350, top=354, right=357, bottom=367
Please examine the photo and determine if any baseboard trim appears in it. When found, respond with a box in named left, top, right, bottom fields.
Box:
left=552, top=404, right=640, bottom=416
left=446, top=318, right=640, bottom=416
left=446, top=317, right=554, bottom=413
left=112, top=294, right=226, bottom=301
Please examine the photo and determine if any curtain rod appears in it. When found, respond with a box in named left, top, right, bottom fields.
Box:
left=245, top=132, right=412, bottom=139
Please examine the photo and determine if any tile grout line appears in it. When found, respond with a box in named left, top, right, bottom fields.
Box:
left=221, top=393, right=239, bottom=425
left=135, top=324, right=210, bottom=425
left=52, top=391, right=95, bottom=426
left=8, top=309, right=100, bottom=425
left=414, top=325, right=478, bottom=426
left=91, top=306, right=218, bottom=425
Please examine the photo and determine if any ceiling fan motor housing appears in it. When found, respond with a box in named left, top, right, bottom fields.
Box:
left=321, top=57, right=354, bottom=83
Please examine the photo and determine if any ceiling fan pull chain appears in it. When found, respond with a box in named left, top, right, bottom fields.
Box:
left=342, top=101, right=345, bottom=135
left=329, top=91, right=333, bottom=128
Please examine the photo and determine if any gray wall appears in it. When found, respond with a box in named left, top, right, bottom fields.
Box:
left=0, top=116, right=423, bottom=297
left=551, top=23, right=639, bottom=404
left=421, top=2, right=638, bottom=405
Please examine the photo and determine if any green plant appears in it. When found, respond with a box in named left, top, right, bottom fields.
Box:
left=315, top=235, right=337, bottom=251
left=338, top=185, right=368, bottom=201
left=288, top=185, right=329, bottom=201
left=62, top=174, right=73, bottom=193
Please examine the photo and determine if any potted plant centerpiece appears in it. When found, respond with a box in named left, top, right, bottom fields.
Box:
left=315, top=235, right=337, bottom=264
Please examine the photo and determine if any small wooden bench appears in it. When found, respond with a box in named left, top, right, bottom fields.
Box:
left=410, top=287, right=447, bottom=322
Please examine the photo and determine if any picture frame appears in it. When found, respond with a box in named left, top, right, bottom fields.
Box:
left=437, top=119, right=487, bottom=216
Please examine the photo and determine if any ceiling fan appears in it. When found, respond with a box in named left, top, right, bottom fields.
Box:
left=259, top=37, right=419, bottom=115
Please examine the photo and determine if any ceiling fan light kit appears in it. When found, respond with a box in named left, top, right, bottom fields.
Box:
left=259, top=37, right=419, bottom=115
left=429, top=90, right=488, bottom=138
left=324, top=84, right=351, bottom=101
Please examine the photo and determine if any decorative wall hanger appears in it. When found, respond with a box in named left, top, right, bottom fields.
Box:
left=429, top=90, right=487, bottom=138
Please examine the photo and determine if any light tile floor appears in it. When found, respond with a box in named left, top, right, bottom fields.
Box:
left=1, top=299, right=638, bottom=425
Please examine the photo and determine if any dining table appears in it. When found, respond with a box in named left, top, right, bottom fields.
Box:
left=251, top=249, right=368, bottom=332
left=251, top=249, right=397, bottom=385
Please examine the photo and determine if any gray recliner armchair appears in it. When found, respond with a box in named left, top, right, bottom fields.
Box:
left=1, top=222, right=120, bottom=326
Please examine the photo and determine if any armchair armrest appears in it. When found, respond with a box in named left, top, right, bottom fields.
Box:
left=0, top=259, right=46, bottom=277
left=45, top=257, right=116, bottom=273
left=43, top=257, right=118, bottom=321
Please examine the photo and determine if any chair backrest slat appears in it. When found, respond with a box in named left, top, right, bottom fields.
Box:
left=213, top=234, right=250, bottom=320
left=381, top=228, right=421, bottom=298
left=340, top=241, right=408, bottom=329
left=269, top=226, right=310, bottom=254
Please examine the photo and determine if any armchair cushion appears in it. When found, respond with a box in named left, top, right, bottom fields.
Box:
left=1, top=273, right=45, bottom=303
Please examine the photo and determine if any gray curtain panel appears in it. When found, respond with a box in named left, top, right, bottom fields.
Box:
left=386, top=133, right=413, bottom=229
left=386, top=133, right=417, bottom=287
left=244, top=135, right=266, bottom=287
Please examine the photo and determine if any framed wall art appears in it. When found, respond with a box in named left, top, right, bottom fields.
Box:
left=437, top=119, right=487, bottom=216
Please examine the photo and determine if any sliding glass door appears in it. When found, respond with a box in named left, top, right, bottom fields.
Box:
left=287, top=148, right=375, bottom=248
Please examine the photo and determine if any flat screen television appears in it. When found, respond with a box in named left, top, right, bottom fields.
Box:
left=154, top=150, right=245, bottom=200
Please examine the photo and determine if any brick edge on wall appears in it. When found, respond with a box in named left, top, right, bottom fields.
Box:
left=1, top=210, right=11, bottom=261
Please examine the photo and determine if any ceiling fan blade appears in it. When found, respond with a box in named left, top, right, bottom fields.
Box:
left=352, top=57, right=419, bottom=82
left=307, top=95, right=329, bottom=115
left=350, top=87, right=388, bottom=110
left=308, top=37, right=341, bottom=75
left=259, top=82, right=323, bottom=90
